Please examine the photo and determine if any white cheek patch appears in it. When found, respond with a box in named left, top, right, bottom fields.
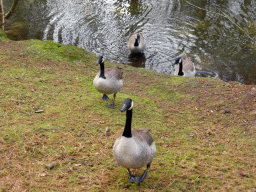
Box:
left=128, top=101, right=133, bottom=110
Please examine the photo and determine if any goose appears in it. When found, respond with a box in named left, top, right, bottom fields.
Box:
left=113, top=98, right=156, bottom=183
left=173, top=57, right=196, bottom=77
left=127, top=33, right=146, bottom=53
left=93, top=56, right=123, bottom=109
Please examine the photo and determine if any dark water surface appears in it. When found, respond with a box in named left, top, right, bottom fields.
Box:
left=3, top=0, right=256, bottom=84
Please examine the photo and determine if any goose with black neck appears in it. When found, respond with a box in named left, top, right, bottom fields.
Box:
left=93, top=56, right=123, bottom=109
left=113, top=98, right=156, bottom=183
left=127, top=33, right=146, bottom=54
left=173, top=57, right=196, bottom=77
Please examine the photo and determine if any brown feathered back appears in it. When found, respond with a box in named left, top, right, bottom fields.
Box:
left=132, top=129, right=154, bottom=146
left=96, top=68, right=122, bottom=80
left=182, top=57, right=195, bottom=72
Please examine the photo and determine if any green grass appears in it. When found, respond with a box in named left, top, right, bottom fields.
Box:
left=0, top=29, right=9, bottom=40
left=0, top=30, right=256, bottom=191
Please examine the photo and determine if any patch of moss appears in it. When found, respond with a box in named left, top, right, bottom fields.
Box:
left=0, top=29, right=9, bottom=40
left=24, top=39, right=92, bottom=62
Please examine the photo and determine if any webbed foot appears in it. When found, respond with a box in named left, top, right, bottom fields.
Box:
left=138, top=168, right=149, bottom=183
left=127, top=168, right=144, bottom=183
left=129, top=173, right=138, bottom=183
left=127, top=165, right=150, bottom=184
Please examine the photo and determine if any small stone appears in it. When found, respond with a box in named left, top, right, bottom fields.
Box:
left=105, top=127, right=110, bottom=132
left=40, top=173, right=47, bottom=177
left=190, top=133, right=195, bottom=137
left=75, top=164, right=82, bottom=167
left=35, top=110, right=44, bottom=113
left=46, top=163, right=55, bottom=169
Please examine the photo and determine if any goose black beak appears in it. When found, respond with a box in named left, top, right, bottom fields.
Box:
left=96, top=55, right=103, bottom=66
left=120, top=98, right=133, bottom=112
left=120, top=104, right=129, bottom=112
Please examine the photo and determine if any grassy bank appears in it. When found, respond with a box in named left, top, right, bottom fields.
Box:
left=0, top=31, right=255, bottom=191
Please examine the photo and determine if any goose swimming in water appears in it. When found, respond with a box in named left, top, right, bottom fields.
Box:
left=127, top=33, right=146, bottom=53
left=93, top=56, right=123, bottom=109
left=113, top=98, right=156, bottom=183
left=173, top=57, right=196, bottom=77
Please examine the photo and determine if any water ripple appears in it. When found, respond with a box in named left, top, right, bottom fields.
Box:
left=40, top=0, right=256, bottom=84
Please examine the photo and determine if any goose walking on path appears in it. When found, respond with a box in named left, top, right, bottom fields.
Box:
left=127, top=33, right=146, bottom=54
left=173, top=57, right=196, bottom=77
left=113, top=98, right=156, bottom=183
left=93, top=56, right=123, bottom=109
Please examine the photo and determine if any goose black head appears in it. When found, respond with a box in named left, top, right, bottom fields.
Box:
left=134, top=34, right=141, bottom=47
left=121, top=98, right=133, bottom=112
left=174, top=57, right=184, bottom=76
left=174, top=57, right=182, bottom=65
left=96, top=55, right=104, bottom=66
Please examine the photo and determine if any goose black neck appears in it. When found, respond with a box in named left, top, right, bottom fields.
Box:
left=99, top=63, right=106, bottom=79
left=134, top=34, right=140, bottom=47
left=122, top=109, right=132, bottom=138
left=178, top=61, right=184, bottom=76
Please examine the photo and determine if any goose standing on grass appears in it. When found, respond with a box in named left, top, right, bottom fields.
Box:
left=127, top=33, right=146, bottom=53
left=173, top=57, right=196, bottom=77
left=113, top=98, right=156, bottom=183
left=93, top=56, right=123, bottom=109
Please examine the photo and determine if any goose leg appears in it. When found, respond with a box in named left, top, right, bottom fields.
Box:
left=101, top=94, right=109, bottom=101
left=107, top=93, right=116, bottom=109
left=128, top=169, right=138, bottom=183
left=138, top=164, right=150, bottom=183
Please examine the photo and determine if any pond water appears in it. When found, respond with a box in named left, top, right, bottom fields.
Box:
left=3, top=0, right=256, bottom=84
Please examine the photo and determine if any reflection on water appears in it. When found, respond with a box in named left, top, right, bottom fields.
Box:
left=128, top=52, right=146, bottom=68
left=3, top=0, right=256, bottom=84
